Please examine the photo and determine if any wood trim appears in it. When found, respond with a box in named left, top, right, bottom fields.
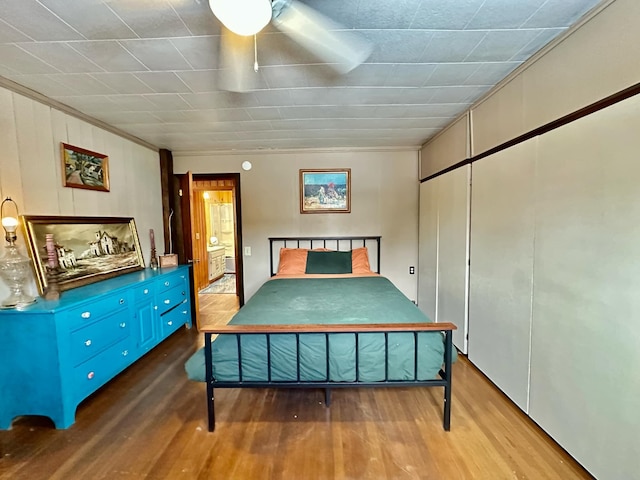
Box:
left=420, top=82, right=640, bottom=183
left=201, top=322, right=457, bottom=334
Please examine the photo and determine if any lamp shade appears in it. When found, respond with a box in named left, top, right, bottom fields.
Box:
left=209, top=0, right=272, bottom=36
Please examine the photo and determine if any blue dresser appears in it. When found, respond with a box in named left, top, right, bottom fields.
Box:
left=0, top=265, right=193, bottom=429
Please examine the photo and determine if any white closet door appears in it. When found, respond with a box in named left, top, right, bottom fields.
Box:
left=468, top=142, right=535, bottom=411
left=530, top=95, right=640, bottom=480
left=436, top=166, right=470, bottom=352
left=418, top=179, right=438, bottom=321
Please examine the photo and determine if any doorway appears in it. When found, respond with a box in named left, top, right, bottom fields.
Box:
left=177, top=173, right=244, bottom=311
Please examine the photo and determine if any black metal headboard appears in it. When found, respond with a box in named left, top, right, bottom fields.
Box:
left=269, top=236, right=381, bottom=276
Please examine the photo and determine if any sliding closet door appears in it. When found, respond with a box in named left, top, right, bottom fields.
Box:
left=468, top=143, right=535, bottom=411
left=418, top=179, right=438, bottom=322
left=436, top=166, right=470, bottom=352
left=529, top=94, right=640, bottom=480
left=418, top=166, right=470, bottom=352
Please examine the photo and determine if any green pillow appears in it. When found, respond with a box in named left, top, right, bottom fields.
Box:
left=305, top=250, right=352, bottom=274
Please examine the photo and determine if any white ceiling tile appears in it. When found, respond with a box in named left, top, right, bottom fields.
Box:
left=366, top=31, right=434, bottom=63
left=466, top=30, right=543, bottom=62
left=0, top=0, right=83, bottom=41
left=419, top=31, right=488, bottom=63
left=383, top=64, right=438, bottom=87
left=68, top=41, right=147, bottom=72
left=46, top=73, right=117, bottom=94
left=135, top=72, right=192, bottom=93
left=175, top=70, right=218, bottom=93
left=94, top=111, right=162, bottom=125
left=0, top=45, right=58, bottom=74
left=246, top=107, right=282, bottom=121
left=410, top=0, right=485, bottom=29
left=523, top=0, right=603, bottom=28
left=4, top=73, right=77, bottom=96
left=0, top=18, right=33, bottom=43
left=464, top=62, right=521, bottom=85
left=19, top=43, right=103, bottom=73
left=170, top=36, right=219, bottom=70
left=119, top=39, right=193, bottom=71
left=106, top=0, right=191, bottom=38
left=465, top=0, right=546, bottom=29
left=510, top=28, right=565, bottom=61
left=423, top=64, right=480, bottom=87
left=143, top=93, right=192, bottom=110
left=172, top=1, right=221, bottom=36
left=38, top=0, right=136, bottom=40
left=355, top=0, right=422, bottom=29
left=90, top=73, right=154, bottom=94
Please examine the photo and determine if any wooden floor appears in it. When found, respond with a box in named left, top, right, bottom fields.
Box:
left=0, top=293, right=593, bottom=480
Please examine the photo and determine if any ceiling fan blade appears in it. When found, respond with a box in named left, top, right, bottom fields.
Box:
left=272, top=0, right=372, bottom=74
left=218, top=26, right=258, bottom=92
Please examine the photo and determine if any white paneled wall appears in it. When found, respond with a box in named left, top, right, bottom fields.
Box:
left=0, top=87, right=162, bottom=300
left=417, top=166, right=470, bottom=352
left=174, top=149, right=420, bottom=300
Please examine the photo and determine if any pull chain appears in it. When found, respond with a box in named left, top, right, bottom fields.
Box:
left=253, top=35, right=259, bottom=73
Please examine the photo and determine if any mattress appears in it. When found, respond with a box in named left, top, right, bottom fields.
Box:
left=185, top=276, right=452, bottom=383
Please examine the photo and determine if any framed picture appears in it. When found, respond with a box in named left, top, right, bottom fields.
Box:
left=22, top=216, right=144, bottom=295
left=300, top=169, right=351, bottom=214
left=61, top=143, right=110, bottom=192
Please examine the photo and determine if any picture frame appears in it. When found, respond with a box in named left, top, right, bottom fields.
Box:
left=61, top=143, right=110, bottom=192
left=300, top=169, right=351, bottom=214
left=22, top=215, right=145, bottom=295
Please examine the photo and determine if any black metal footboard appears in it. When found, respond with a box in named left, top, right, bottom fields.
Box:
left=202, top=322, right=457, bottom=432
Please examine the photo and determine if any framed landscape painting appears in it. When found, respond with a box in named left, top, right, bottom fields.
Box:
left=61, top=143, right=110, bottom=192
left=22, top=215, right=144, bottom=295
left=300, top=169, right=351, bottom=213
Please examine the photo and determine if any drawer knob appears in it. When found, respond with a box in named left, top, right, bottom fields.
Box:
left=181, top=291, right=185, bottom=296
left=119, top=322, right=126, bottom=328
left=122, top=350, right=129, bottom=357
left=119, top=298, right=125, bottom=305
left=154, top=305, right=158, bottom=310
left=167, top=321, right=173, bottom=326
left=84, top=339, right=92, bottom=346
left=182, top=310, right=188, bottom=315
left=143, top=288, right=149, bottom=294
left=164, top=299, right=171, bottom=304
left=81, top=311, right=91, bottom=319
left=87, top=371, right=95, bottom=380
left=164, top=281, right=170, bottom=286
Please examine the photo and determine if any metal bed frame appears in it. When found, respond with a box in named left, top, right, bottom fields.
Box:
left=201, top=236, right=456, bottom=432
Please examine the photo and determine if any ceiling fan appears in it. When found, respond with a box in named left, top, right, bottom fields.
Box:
left=209, top=0, right=373, bottom=92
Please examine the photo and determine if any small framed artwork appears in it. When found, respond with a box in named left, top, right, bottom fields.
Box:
left=22, top=215, right=144, bottom=295
left=300, top=169, right=351, bottom=214
left=61, top=143, right=110, bottom=192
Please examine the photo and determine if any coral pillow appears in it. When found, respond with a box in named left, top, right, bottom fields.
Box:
left=277, top=248, right=309, bottom=274
left=351, top=247, right=372, bottom=273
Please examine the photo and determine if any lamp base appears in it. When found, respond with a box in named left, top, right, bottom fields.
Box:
left=0, top=243, right=37, bottom=309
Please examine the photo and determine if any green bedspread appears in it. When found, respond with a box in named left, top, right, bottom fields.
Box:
left=185, top=276, right=453, bottom=383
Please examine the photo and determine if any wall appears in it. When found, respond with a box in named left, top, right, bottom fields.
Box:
left=0, top=86, right=162, bottom=300
left=173, top=149, right=419, bottom=300
left=417, top=1, right=640, bottom=478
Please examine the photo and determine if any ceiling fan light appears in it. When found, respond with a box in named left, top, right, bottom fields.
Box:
left=209, top=0, right=272, bottom=36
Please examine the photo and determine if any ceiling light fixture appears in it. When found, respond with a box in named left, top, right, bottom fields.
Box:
left=209, top=0, right=272, bottom=36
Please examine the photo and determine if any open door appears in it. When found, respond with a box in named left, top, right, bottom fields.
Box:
left=179, top=171, right=201, bottom=329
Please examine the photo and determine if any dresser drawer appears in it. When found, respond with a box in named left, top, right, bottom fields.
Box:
left=160, top=302, right=190, bottom=337
left=72, top=337, right=133, bottom=400
left=65, top=293, right=129, bottom=329
left=157, top=284, right=187, bottom=315
left=70, top=310, right=130, bottom=366
left=157, top=272, right=186, bottom=292
left=133, top=282, right=154, bottom=303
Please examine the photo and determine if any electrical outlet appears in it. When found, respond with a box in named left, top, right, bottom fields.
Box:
left=244, top=246, right=251, bottom=256
left=409, top=266, right=415, bottom=274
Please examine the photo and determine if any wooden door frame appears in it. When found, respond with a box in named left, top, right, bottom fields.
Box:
left=181, top=173, right=244, bottom=307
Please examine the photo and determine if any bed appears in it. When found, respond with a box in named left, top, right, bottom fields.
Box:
left=185, top=236, right=456, bottom=431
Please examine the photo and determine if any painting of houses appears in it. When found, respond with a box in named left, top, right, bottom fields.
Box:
left=23, top=216, right=144, bottom=294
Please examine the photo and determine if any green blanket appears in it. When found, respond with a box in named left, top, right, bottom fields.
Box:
left=185, top=276, right=452, bottom=383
